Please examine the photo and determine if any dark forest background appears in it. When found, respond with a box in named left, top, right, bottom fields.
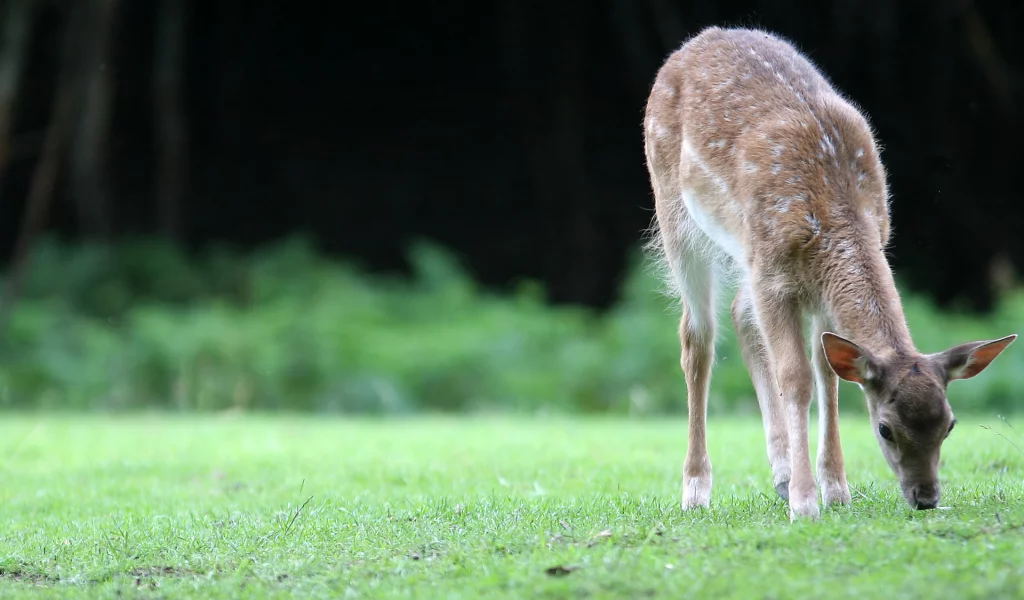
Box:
left=0, top=0, right=1021, bottom=312
left=0, top=0, right=1021, bottom=415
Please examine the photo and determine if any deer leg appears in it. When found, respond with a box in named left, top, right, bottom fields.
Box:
left=731, top=285, right=791, bottom=500
left=667, top=243, right=716, bottom=511
left=751, top=290, right=818, bottom=520
left=811, top=315, right=852, bottom=506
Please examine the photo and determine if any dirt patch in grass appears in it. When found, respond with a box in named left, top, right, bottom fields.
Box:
left=127, top=566, right=200, bottom=579
left=126, top=566, right=206, bottom=590
left=0, top=566, right=59, bottom=585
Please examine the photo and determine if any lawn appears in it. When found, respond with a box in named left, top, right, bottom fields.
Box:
left=2, top=413, right=1024, bottom=598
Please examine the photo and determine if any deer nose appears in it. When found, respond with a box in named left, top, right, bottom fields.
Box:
left=913, top=484, right=940, bottom=510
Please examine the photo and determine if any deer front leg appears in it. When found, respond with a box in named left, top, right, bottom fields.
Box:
left=752, top=291, right=818, bottom=521
left=731, top=286, right=791, bottom=500
left=811, top=315, right=851, bottom=506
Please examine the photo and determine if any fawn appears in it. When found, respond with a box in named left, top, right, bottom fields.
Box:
left=643, top=26, right=1016, bottom=521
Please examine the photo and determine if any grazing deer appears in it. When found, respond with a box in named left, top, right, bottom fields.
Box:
left=643, top=26, right=1016, bottom=521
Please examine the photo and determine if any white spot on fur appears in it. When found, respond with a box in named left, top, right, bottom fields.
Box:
left=682, top=139, right=729, bottom=194
left=785, top=175, right=802, bottom=185
left=655, top=80, right=676, bottom=98
left=743, top=161, right=758, bottom=174
left=771, top=162, right=782, bottom=175
left=647, top=121, right=669, bottom=140
left=713, top=77, right=735, bottom=91
left=820, top=135, right=836, bottom=156
left=772, top=144, right=784, bottom=156
left=804, top=214, right=820, bottom=235
left=708, top=139, right=727, bottom=150
left=648, top=117, right=670, bottom=139
left=809, top=111, right=826, bottom=137
left=855, top=148, right=865, bottom=158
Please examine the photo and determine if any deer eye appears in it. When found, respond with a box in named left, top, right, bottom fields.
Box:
left=878, top=423, right=894, bottom=442
left=945, top=419, right=956, bottom=438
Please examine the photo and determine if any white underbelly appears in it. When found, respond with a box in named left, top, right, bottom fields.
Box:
left=679, top=189, right=746, bottom=264
left=679, top=139, right=747, bottom=264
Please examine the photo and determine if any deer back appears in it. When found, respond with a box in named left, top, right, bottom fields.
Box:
left=645, top=27, right=891, bottom=289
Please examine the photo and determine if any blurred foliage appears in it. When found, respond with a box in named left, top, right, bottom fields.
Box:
left=0, top=235, right=1020, bottom=415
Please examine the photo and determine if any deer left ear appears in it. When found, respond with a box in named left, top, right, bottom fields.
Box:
left=821, top=332, right=878, bottom=385
left=936, top=334, right=1017, bottom=381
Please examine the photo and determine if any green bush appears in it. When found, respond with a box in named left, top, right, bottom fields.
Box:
left=0, top=235, right=1020, bottom=415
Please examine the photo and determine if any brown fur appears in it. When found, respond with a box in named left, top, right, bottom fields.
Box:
left=643, top=26, right=1016, bottom=520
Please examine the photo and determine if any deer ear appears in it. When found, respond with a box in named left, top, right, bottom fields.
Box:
left=821, top=332, right=878, bottom=384
left=936, top=334, right=1017, bottom=381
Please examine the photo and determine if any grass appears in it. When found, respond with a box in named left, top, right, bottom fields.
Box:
left=2, top=413, right=1024, bottom=598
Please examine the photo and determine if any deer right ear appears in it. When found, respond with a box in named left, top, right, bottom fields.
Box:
left=821, top=332, right=878, bottom=385
left=936, top=334, right=1017, bottom=381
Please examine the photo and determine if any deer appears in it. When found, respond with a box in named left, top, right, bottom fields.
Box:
left=642, top=26, right=1016, bottom=521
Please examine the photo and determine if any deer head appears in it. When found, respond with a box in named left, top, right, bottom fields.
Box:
left=821, top=332, right=1016, bottom=509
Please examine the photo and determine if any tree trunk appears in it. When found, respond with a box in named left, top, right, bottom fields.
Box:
left=215, top=0, right=244, bottom=175
left=0, top=0, right=35, bottom=189
left=553, top=1, right=597, bottom=304
left=154, top=0, right=188, bottom=241
left=0, top=4, right=88, bottom=340
left=70, top=0, right=118, bottom=239
left=606, top=0, right=654, bottom=86
left=510, top=1, right=598, bottom=304
left=646, top=0, right=686, bottom=52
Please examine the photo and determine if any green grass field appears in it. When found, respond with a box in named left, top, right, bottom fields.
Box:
left=2, top=414, right=1024, bottom=598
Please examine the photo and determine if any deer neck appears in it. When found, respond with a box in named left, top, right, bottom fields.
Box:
left=819, top=235, right=915, bottom=357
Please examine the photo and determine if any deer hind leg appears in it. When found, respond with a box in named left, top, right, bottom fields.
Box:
left=662, top=234, right=717, bottom=511
left=750, top=287, right=819, bottom=520
left=731, top=284, right=791, bottom=500
left=811, top=314, right=851, bottom=506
